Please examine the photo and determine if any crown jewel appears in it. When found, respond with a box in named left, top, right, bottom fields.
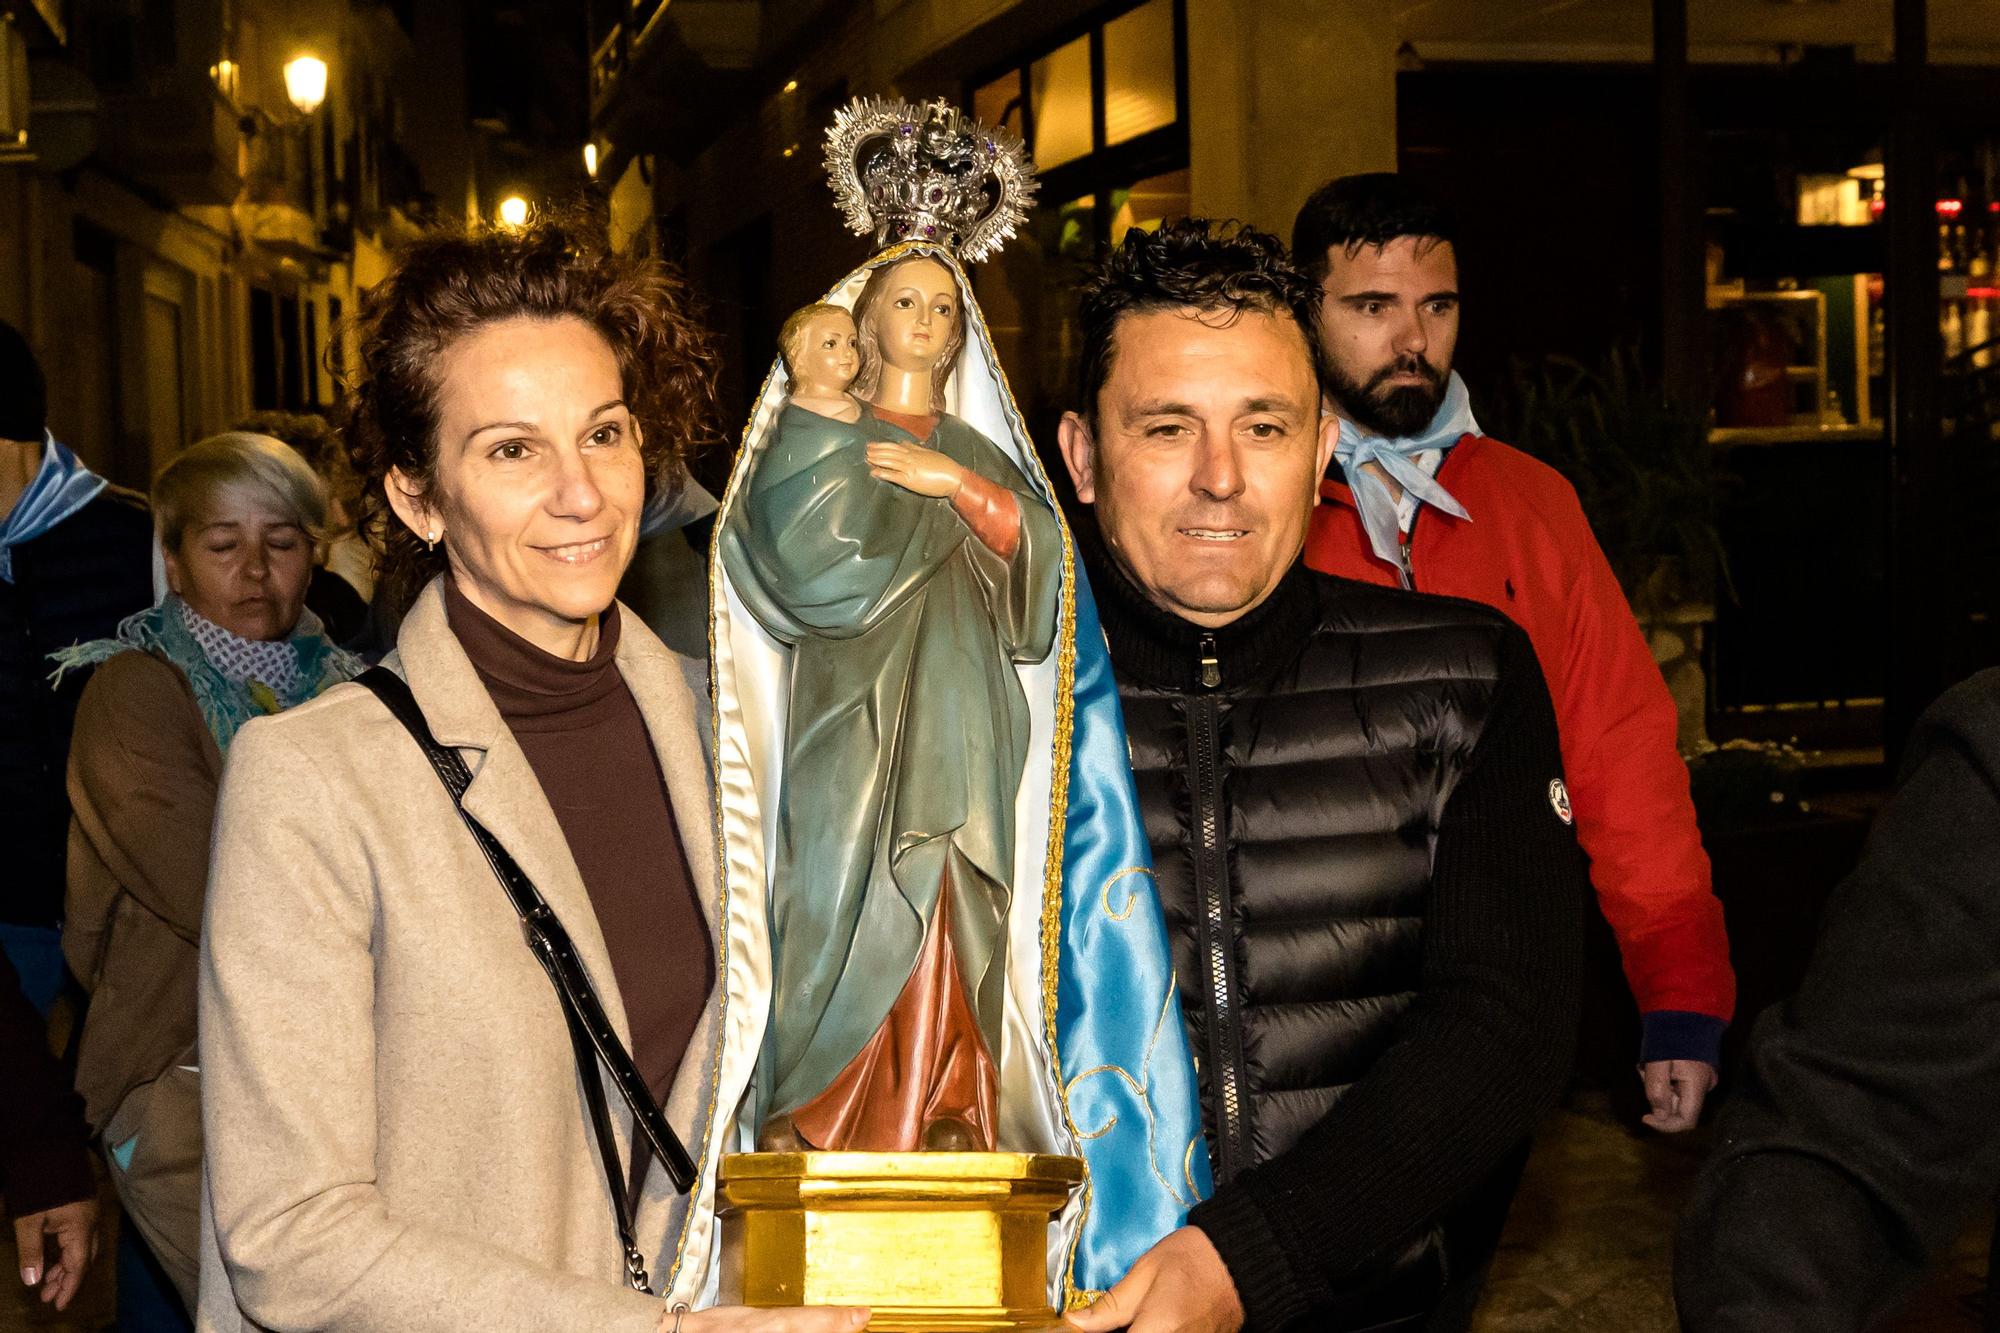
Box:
left=825, top=96, right=1038, bottom=264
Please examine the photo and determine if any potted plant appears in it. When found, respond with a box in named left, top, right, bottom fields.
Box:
left=1491, top=349, right=1732, bottom=746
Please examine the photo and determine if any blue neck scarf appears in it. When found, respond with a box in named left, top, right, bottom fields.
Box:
left=1334, top=372, right=1480, bottom=571
left=0, top=435, right=108, bottom=583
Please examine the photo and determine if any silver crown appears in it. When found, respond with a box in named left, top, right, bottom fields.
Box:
left=824, top=96, right=1037, bottom=264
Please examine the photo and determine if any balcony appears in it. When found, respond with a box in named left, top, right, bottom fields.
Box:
left=591, top=0, right=785, bottom=170
left=234, top=110, right=333, bottom=263
left=97, top=69, right=242, bottom=205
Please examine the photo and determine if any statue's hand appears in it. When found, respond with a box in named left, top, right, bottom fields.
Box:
left=866, top=441, right=965, bottom=498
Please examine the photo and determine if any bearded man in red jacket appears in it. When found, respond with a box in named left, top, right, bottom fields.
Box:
left=1293, top=173, right=1734, bottom=1131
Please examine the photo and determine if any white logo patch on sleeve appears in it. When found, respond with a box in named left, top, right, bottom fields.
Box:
left=1549, top=778, right=1573, bottom=825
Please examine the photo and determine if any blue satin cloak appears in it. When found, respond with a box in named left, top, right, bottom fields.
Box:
left=1055, top=567, right=1216, bottom=1293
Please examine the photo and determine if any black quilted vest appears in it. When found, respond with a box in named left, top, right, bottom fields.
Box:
left=1093, top=550, right=1517, bottom=1326
left=0, top=486, right=155, bottom=925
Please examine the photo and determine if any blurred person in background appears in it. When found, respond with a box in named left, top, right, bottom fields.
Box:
left=0, top=318, right=153, bottom=1011
left=1293, top=174, right=1734, bottom=1131
left=1, top=946, right=101, bottom=1313
left=52, top=431, right=361, bottom=1318
left=234, top=410, right=374, bottom=640
left=1676, top=667, right=2000, bottom=1330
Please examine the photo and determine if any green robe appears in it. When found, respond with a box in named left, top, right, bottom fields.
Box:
left=720, top=402, right=1062, bottom=1117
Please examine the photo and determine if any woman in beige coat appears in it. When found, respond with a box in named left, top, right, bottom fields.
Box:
left=196, top=216, right=864, bottom=1333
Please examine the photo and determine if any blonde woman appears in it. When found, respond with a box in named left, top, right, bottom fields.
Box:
left=59, top=430, right=360, bottom=1311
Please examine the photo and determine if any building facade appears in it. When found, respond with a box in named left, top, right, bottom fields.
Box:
left=590, top=0, right=2000, bottom=757
left=0, top=0, right=453, bottom=489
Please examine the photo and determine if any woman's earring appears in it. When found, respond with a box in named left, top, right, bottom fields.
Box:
left=424, top=528, right=440, bottom=551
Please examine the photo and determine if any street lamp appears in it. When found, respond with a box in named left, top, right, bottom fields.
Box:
left=283, top=55, right=328, bottom=115
left=498, top=195, right=530, bottom=228
left=583, top=142, right=599, bottom=178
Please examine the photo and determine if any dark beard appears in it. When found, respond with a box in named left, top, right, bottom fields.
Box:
left=1323, top=352, right=1448, bottom=439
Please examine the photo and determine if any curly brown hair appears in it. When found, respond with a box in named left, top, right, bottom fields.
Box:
left=344, top=210, right=723, bottom=615
left=1076, top=218, right=1319, bottom=426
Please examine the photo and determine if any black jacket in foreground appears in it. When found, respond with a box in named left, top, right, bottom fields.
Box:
left=1676, top=668, right=2000, bottom=1331
left=1084, top=541, right=1586, bottom=1331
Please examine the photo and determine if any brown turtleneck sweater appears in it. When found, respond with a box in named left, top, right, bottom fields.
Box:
left=445, top=579, right=714, bottom=1134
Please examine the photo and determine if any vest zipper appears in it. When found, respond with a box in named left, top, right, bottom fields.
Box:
left=1188, top=640, right=1250, bottom=1181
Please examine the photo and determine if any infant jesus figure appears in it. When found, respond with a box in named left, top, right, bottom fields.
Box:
left=724, top=282, right=1061, bottom=1155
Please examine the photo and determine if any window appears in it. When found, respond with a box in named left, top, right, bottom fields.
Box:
left=1103, top=0, right=1176, bottom=148
left=967, top=0, right=1188, bottom=448
left=1110, top=167, right=1189, bottom=246
left=1030, top=36, right=1092, bottom=171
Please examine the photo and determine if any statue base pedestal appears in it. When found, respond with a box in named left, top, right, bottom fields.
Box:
left=717, top=1151, right=1085, bottom=1331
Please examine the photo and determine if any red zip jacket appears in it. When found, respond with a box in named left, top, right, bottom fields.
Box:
left=1305, top=434, right=1735, bottom=1065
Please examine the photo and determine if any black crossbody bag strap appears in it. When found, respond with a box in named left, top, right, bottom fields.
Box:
left=357, top=667, right=697, bottom=1293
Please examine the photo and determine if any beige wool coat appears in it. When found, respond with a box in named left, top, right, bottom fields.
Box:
left=195, top=580, right=726, bottom=1332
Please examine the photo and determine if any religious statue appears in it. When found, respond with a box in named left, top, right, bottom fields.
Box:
left=726, top=255, right=1063, bottom=1155
left=700, top=97, right=1213, bottom=1312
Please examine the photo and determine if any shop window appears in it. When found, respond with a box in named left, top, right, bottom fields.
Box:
left=1701, top=107, right=1895, bottom=733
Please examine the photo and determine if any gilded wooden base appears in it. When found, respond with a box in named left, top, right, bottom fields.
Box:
left=718, top=1151, right=1086, bottom=1332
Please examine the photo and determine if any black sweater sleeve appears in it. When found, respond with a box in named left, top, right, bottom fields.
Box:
left=1190, top=622, right=1586, bottom=1328
left=0, top=948, right=96, bottom=1217
left=1675, top=671, right=2000, bottom=1332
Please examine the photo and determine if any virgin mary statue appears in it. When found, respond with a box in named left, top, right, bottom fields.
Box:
left=692, top=98, right=1213, bottom=1306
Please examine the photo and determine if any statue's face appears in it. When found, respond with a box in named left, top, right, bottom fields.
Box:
left=791, top=309, right=859, bottom=395
left=871, top=258, right=959, bottom=375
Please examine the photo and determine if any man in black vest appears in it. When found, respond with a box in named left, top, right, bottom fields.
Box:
left=1057, top=222, right=1586, bottom=1333
left=0, top=320, right=154, bottom=1007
